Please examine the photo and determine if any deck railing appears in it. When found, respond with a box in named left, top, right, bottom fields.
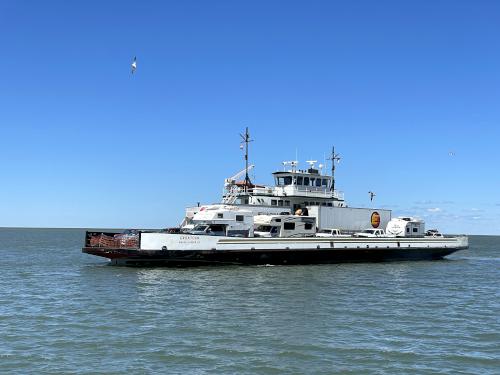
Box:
left=85, top=231, right=140, bottom=249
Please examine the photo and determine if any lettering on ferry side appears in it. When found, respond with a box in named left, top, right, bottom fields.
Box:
left=179, top=235, right=201, bottom=244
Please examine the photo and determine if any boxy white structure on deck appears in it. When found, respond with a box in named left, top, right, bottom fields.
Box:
left=307, top=206, right=391, bottom=232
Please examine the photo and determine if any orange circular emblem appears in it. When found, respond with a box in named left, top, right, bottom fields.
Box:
left=371, top=212, right=381, bottom=228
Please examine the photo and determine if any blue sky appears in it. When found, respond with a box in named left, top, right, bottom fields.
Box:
left=1, top=1, right=499, bottom=234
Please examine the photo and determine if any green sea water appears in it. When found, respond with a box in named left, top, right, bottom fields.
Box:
left=0, top=228, right=498, bottom=374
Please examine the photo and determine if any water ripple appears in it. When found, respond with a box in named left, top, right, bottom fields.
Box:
left=0, top=229, right=499, bottom=374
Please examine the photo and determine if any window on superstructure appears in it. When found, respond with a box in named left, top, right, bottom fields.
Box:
left=310, top=178, right=315, bottom=186
left=285, top=200, right=290, bottom=206
left=322, top=179, right=328, bottom=187
left=278, top=200, right=284, bottom=206
left=271, top=200, right=277, bottom=206
left=304, top=177, right=309, bottom=186
left=327, top=203, right=333, bottom=207
left=315, top=179, right=321, bottom=187
left=297, top=176, right=303, bottom=185
left=284, top=176, right=292, bottom=185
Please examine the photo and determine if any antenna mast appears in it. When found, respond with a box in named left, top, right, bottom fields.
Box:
left=240, top=127, right=253, bottom=189
left=328, top=146, right=341, bottom=193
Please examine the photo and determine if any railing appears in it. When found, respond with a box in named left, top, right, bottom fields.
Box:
left=276, top=186, right=344, bottom=200
left=223, top=185, right=345, bottom=201
left=85, top=231, right=140, bottom=249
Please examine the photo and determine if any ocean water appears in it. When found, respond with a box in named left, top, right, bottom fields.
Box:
left=0, top=229, right=498, bottom=374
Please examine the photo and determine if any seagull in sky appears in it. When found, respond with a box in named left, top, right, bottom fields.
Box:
left=131, top=56, right=137, bottom=74
left=368, top=191, right=376, bottom=202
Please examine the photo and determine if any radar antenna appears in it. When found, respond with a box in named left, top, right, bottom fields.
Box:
left=306, top=160, right=317, bottom=169
left=328, top=147, right=341, bottom=192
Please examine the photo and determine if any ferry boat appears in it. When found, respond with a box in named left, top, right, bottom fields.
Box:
left=82, top=129, right=468, bottom=266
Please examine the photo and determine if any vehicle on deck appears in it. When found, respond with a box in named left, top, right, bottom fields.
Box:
left=315, top=228, right=350, bottom=238
left=426, top=229, right=444, bottom=238
left=353, top=228, right=387, bottom=238
left=253, top=215, right=316, bottom=238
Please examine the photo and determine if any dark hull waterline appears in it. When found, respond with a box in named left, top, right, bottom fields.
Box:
left=82, top=246, right=465, bottom=267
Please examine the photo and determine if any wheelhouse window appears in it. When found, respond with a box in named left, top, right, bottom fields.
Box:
left=322, top=179, right=328, bottom=187
left=304, top=177, right=309, bottom=186
left=277, top=176, right=293, bottom=185
left=297, top=176, right=303, bottom=185
left=278, top=200, right=284, bottom=206
left=315, top=179, right=321, bottom=187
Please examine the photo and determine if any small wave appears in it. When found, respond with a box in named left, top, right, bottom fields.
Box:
left=454, top=256, right=500, bottom=261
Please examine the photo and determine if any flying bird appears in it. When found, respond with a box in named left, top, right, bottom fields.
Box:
left=131, top=56, right=137, bottom=74
left=368, top=191, right=376, bottom=202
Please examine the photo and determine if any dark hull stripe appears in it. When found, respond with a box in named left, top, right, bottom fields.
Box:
left=82, top=247, right=465, bottom=267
